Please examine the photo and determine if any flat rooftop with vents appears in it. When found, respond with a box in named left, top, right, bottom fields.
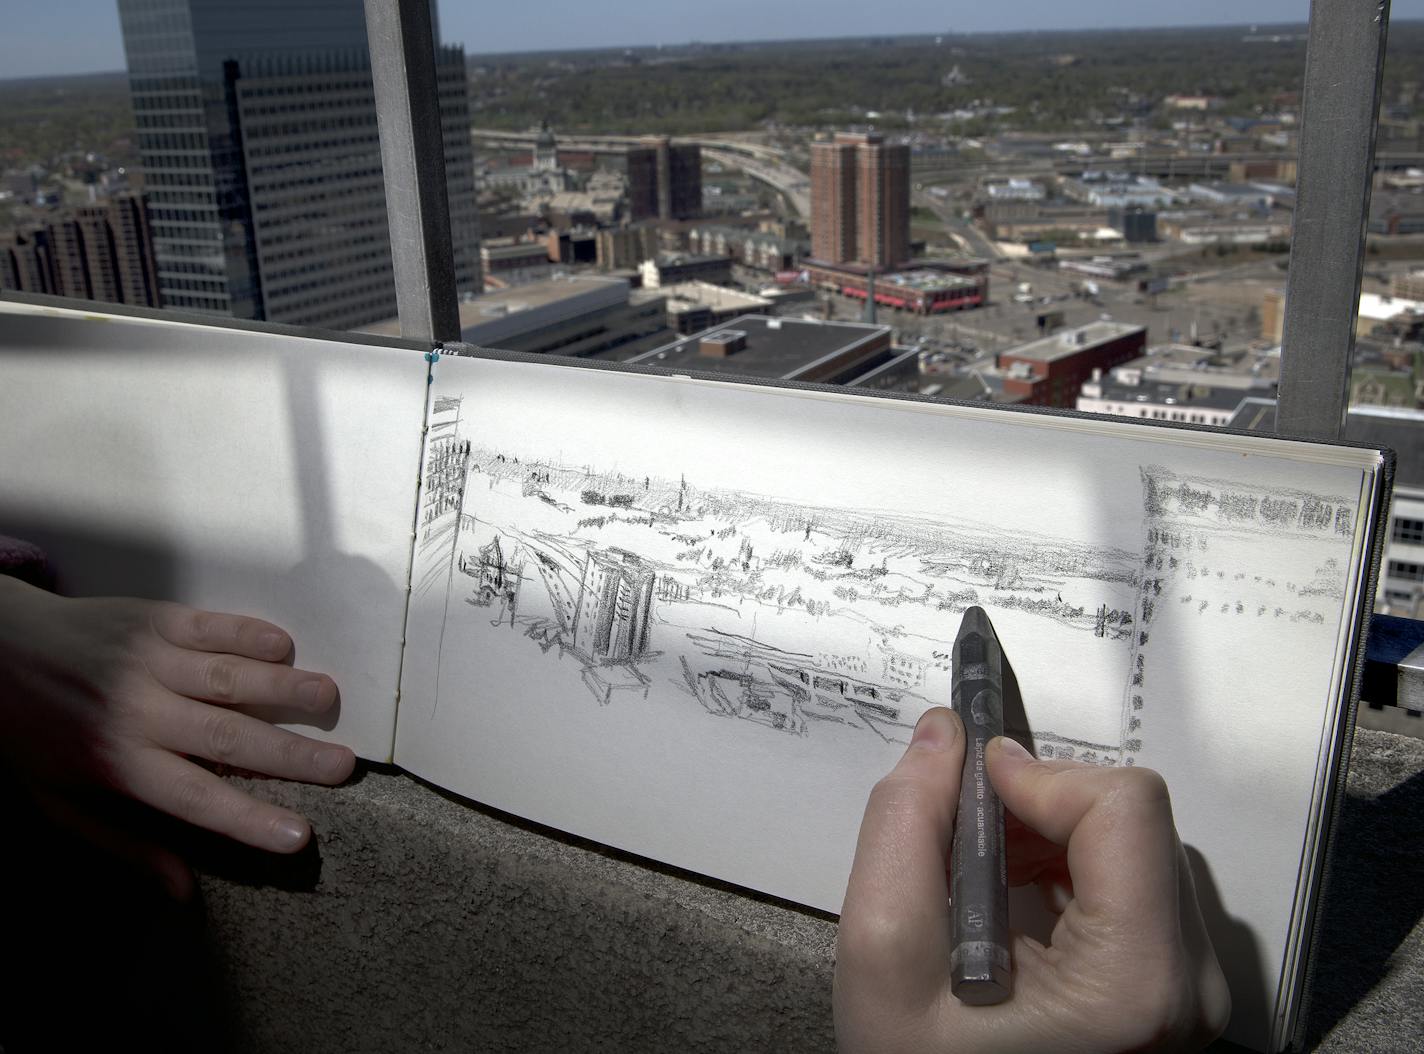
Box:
left=628, top=314, right=894, bottom=384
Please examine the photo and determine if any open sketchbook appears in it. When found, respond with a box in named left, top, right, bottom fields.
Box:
left=0, top=301, right=1390, bottom=1051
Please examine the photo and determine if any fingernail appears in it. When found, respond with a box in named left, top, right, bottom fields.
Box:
left=299, top=678, right=328, bottom=710
left=260, top=631, right=287, bottom=657
left=910, top=707, right=957, bottom=750
left=273, top=816, right=308, bottom=849
left=991, top=736, right=1033, bottom=761
left=317, top=747, right=351, bottom=780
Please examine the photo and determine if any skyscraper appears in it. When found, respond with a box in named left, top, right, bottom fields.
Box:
left=625, top=136, right=702, bottom=223
left=809, top=132, right=910, bottom=270
left=116, top=0, right=480, bottom=329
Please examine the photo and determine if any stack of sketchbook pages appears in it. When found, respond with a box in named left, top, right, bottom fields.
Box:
left=0, top=301, right=1391, bottom=1051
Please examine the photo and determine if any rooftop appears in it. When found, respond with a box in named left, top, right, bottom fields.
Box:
left=875, top=269, right=979, bottom=294
left=660, top=281, right=771, bottom=315
left=481, top=242, right=552, bottom=260
left=1226, top=400, right=1424, bottom=492
left=629, top=314, right=889, bottom=381
left=1084, top=375, right=1264, bottom=413
left=1346, top=405, right=1424, bottom=491
left=1001, top=320, right=1145, bottom=364
left=358, top=275, right=627, bottom=339
left=1360, top=292, right=1424, bottom=322
left=649, top=253, right=730, bottom=268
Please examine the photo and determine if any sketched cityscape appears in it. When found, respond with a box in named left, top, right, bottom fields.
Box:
left=414, top=395, right=1358, bottom=767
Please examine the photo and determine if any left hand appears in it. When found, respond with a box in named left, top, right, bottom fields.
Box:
left=0, top=576, right=356, bottom=897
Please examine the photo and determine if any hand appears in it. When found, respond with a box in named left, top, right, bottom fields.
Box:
left=834, top=707, right=1230, bottom=1053
left=0, top=576, right=355, bottom=896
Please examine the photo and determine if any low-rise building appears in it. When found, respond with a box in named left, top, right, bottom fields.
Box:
left=1062, top=172, right=1176, bottom=209
left=361, top=274, right=671, bottom=360
left=1369, top=191, right=1424, bottom=236
left=1168, top=222, right=1290, bottom=246
left=1184, top=182, right=1280, bottom=209
left=686, top=224, right=798, bottom=272
left=639, top=253, right=734, bottom=289
left=597, top=225, right=661, bottom=271
left=629, top=314, right=894, bottom=385
left=480, top=242, right=554, bottom=288
left=983, top=178, right=1046, bottom=201
left=1058, top=255, right=1148, bottom=281
left=546, top=228, right=599, bottom=266
left=998, top=321, right=1147, bottom=407
left=1392, top=269, right=1424, bottom=302
left=1076, top=358, right=1276, bottom=426
left=1357, top=292, right=1424, bottom=341
left=801, top=259, right=989, bottom=314
left=660, top=282, right=773, bottom=335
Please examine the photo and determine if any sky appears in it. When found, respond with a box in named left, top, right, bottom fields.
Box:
left=2, top=0, right=1422, bottom=80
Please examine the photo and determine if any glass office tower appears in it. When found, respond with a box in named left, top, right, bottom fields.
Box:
left=117, top=0, right=480, bottom=328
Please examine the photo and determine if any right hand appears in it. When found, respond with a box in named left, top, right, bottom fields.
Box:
left=834, top=707, right=1231, bottom=1053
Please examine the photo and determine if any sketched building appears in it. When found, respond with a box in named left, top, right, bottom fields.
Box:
left=572, top=550, right=655, bottom=662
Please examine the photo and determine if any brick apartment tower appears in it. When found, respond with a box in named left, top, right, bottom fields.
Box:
left=0, top=192, right=159, bottom=307
left=810, top=132, right=910, bottom=269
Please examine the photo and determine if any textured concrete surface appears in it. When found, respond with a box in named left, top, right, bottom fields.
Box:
left=198, top=768, right=838, bottom=1053
left=3, top=729, right=1420, bottom=1053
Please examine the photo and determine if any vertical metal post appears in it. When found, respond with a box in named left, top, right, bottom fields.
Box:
left=364, top=0, right=460, bottom=343
left=1276, top=0, right=1390, bottom=440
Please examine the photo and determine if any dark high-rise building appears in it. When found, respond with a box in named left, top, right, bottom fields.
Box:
left=1, top=193, right=159, bottom=307
left=810, top=132, right=910, bottom=269
left=625, top=136, right=701, bottom=223
left=116, top=0, right=480, bottom=329
left=626, top=147, right=659, bottom=223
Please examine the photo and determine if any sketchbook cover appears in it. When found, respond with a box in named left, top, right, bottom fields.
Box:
left=395, top=349, right=1386, bottom=1052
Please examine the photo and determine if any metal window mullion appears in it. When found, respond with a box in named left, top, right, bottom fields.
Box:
left=363, top=0, right=459, bottom=343
left=1276, top=0, right=1390, bottom=441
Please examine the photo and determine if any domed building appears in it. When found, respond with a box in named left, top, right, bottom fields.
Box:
left=533, top=120, right=559, bottom=172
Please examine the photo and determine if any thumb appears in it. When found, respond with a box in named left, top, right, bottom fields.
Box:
left=838, top=707, right=966, bottom=1007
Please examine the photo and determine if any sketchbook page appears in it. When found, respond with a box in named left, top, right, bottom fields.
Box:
left=0, top=305, right=428, bottom=761
left=395, top=354, right=1378, bottom=1051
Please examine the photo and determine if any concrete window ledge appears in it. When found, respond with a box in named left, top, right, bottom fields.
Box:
left=3, top=728, right=1421, bottom=1052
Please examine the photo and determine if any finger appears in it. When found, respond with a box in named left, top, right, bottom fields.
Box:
left=150, top=604, right=293, bottom=662
left=143, top=641, right=338, bottom=713
left=147, top=690, right=355, bottom=785
left=116, top=747, right=316, bottom=853
left=838, top=706, right=965, bottom=1009
left=986, top=738, right=1183, bottom=950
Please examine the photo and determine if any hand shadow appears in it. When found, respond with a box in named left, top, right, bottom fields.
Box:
left=1187, top=844, right=1269, bottom=1053
left=1299, top=766, right=1424, bottom=1047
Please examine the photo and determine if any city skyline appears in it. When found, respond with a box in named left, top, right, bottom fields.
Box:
left=7, top=1, right=1424, bottom=80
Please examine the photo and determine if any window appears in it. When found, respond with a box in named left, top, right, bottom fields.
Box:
left=1394, top=517, right=1424, bottom=545
left=1389, top=560, right=1424, bottom=582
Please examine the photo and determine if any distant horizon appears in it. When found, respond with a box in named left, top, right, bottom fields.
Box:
left=4, top=2, right=1424, bottom=82
left=0, top=21, right=1323, bottom=84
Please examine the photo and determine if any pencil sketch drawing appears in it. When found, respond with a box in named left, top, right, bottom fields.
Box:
left=413, top=396, right=1357, bottom=767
